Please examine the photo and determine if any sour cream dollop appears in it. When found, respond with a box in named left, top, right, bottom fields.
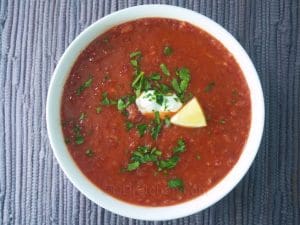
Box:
left=135, top=90, right=182, bottom=114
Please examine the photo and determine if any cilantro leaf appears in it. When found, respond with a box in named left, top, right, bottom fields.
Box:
left=130, top=51, right=142, bottom=59
left=127, top=161, right=140, bottom=171
left=76, top=76, right=93, bottom=95
left=168, top=178, right=184, bottom=191
left=163, top=46, right=173, bottom=56
left=150, top=73, right=161, bottom=80
left=117, top=99, right=126, bottom=111
left=158, top=156, right=179, bottom=170
left=173, top=139, right=186, bottom=154
left=73, top=125, right=84, bottom=145
left=137, top=124, right=147, bottom=137
left=125, top=121, right=134, bottom=131
left=172, top=78, right=181, bottom=94
left=160, top=63, right=170, bottom=76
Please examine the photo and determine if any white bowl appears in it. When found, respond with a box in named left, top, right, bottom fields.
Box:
left=46, top=4, right=264, bottom=221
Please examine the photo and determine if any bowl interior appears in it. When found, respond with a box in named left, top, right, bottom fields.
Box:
left=46, top=5, right=264, bottom=221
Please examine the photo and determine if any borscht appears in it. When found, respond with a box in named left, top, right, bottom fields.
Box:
left=61, top=18, right=251, bottom=206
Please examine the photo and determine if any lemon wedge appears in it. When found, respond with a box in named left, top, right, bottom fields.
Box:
left=170, top=97, right=207, bottom=128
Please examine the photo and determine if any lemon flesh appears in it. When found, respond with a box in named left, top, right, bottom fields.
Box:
left=170, top=97, right=207, bottom=128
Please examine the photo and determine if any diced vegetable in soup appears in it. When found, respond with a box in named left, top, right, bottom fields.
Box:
left=61, top=18, right=251, bottom=206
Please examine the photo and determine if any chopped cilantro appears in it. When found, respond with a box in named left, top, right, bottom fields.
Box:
left=101, top=92, right=116, bottom=105
left=159, top=83, right=170, bottom=94
left=168, top=178, right=184, bottom=191
left=124, top=146, right=162, bottom=171
left=154, top=111, right=160, bottom=125
left=130, top=51, right=142, bottom=59
left=173, top=139, right=186, bottom=154
left=158, top=156, right=179, bottom=170
left=151, top=123, right=162, bottom=140
left=75, top=136, right=84, bottom=145
left=163, top=46, right=173, bottom=56
left=143, top=78, right=152, bottom=90
left=151, top=112, right=162, bottom=140
left=172, top=78, right=181, bottom=94
left=76, top=76, right=93, bottom=95
left=204, top=82, right=215, bottom=92
left=127, top=161, right=140, bottom=171
left=117, top=99, right=126, bottom=111
left=150, top=73, right=161, bottom=80
left=85, top=149, right=94, bottom=157
left=137, top=124, right=147, bottom=137
left=125, top=121, right=134, bottom=131
left=117, top=95, right=135, bottom=111
left=101, top=92, right=110, bottom=105
left=73, top=125, right=84, bottom=145
left=155, top=93, right=164, bottom=105
left=180, top=79, right=189, bottom=93
left=132, top=71, right=145, bottom=96
left=130, top=59, right=138, bottom=68
left=160, top=63, right=170, bottom=76
left=176, top=67, right=191, bottom=93
left=176, top=67, right=190, bottom=81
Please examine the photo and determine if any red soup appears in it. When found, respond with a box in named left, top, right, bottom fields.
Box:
left=61, top=18, right=251, bottom=206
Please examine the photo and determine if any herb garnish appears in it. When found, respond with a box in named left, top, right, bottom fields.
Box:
left=168, top=178, right=184, bottom=191
left=131, top=71, right=145, bottom=96
left=171, top=78, right=181, bottom=94
left=204, top=82, right=215, bottom=92
left=155, top=92, right=164, bottom=105
left=124, top=146, right=162, bottom=171
left=117, top=95, right=136, bottom=111
left=130, top=51, right=142, bottom=59
left=101, top=92, right=116, bottom=105
left=150, top=73, right=161, bottom=80
left=160, top=63, right=170, bottom=76
left=127, top=161, right=140, bottom=171
left=158, top=156, right=179, bottom=170
left=76, top=76, right=93, bottom=95
left=150, top=111, right=162, bottom=140
left=73, top=125, right=84, bottom=145
left=158, top=83, right=171, bottom=94
left=163, top=46, right=173, bottom=56
left=137, top=124, right=147, bottom=137
left=173, top=138, right=186, bottom=154
left=171, top=67, right=191, bottom=102
left=125, top=121, right=134, bottom=131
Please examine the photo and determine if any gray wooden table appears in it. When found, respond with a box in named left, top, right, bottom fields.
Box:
left=0, top=0, right=299, bottom=224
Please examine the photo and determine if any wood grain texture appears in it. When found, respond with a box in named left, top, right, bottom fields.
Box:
left=0, top=0, right=299, bottom=224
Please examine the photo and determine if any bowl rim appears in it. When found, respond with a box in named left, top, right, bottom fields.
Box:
left=46, top=4, right=265, bottom=221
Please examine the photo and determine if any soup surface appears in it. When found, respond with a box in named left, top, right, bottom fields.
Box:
left=61, top=18, right=251, bottom=206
